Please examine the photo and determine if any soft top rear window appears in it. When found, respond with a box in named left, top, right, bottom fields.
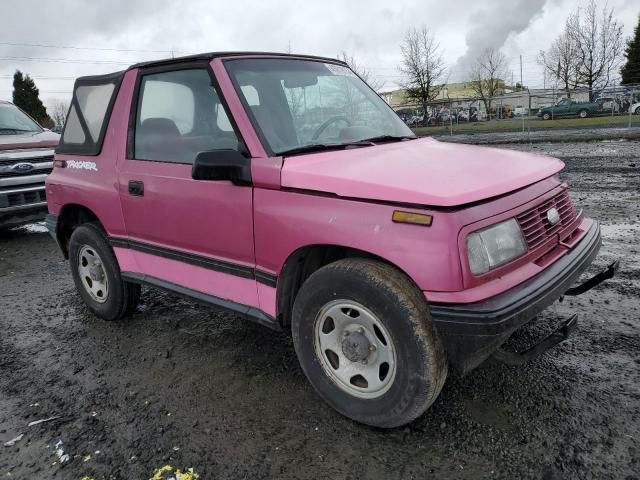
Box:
left=56, top=71, right=123, bottom=155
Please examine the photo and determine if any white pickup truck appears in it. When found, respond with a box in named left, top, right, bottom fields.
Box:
left=0, top=100, right=59, bottom=228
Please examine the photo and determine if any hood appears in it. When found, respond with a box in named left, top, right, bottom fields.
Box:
left=280, top=137, right=564, bottom=207
left=0, top=130, right=60, bottom=151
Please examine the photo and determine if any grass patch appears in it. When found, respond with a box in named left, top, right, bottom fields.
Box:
left=412, top=114, right=639, bottom=136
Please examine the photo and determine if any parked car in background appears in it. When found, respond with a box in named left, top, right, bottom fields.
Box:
left=595, top=96, right=620, bottom=114
left=46, top=52, right=615, bottom=428
left=0, top=100, right=59, bottom=228
left=514, top=106, right=529, bottom=116
left=537, top=98, right=600, bottom=120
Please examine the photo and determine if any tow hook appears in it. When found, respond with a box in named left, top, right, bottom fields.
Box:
left=493, top=259, right=619, bottom=366
left=492, top=314, right=578, bottom=366
left=563, top=260, right=619, bottom=296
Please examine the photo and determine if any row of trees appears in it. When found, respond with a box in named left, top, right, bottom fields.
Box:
left=538, top=0, right=627, bottom=100
left=397, top=0, right=638, bottom=115
left=398, top=25, right=509, bottom=120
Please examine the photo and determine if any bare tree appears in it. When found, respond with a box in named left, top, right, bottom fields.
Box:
left=398, top=27, right=446, bottom=115
left=538, top=22, right=579, bottom=95
left=470, top=48, right=508, bottom=120
left=337, top=52, right=384, bottom=92
left=567, top=0, right=624, bottom=100
left=51, top=100, right=69, bottom=131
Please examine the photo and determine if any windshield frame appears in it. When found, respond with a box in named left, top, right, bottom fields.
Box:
left=0, top=102, right=43, bottom=134
left=222, top=56, right=414, bottom=156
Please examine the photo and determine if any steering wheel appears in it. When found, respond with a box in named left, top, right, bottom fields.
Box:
left=312, top=116, right=353, bottom=141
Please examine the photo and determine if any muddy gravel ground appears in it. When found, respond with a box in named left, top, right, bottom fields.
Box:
left=1, top=141, right=639, bottom=480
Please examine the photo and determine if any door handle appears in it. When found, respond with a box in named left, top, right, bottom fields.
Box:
left=128, top=180, right=144, bottom=196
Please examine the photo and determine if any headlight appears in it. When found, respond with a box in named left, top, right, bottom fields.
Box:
left=466, top=218, right=527, bottom=275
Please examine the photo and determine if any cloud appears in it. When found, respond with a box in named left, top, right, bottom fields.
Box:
left=453, top=0, right=547, bottom=75
left=0, top=0, right=637, bottom=107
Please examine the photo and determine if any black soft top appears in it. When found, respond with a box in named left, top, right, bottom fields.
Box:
left=73, top=52, right=346, bottom=85
left=61, top=52, right=347, bottom=156
left=129, top=51, right=347, bottom=70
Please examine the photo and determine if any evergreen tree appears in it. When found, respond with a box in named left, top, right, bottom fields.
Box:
left=621, top=15, right=640, bottom=85
left=12, top=70, right=54, bottom=128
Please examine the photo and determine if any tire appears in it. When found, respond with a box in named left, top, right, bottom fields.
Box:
left=579, top=109, right=589, bottom=118
left=542, top=112, right=551, bottom=120
left=291, top=259, right=447, bottom=428
left=68, top=222, right=140, bottom=321
left=635, top=107, right=640, bottom=115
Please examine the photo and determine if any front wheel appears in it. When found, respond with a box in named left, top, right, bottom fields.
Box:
left=635, top=106, right=640, bottom=115
left=542, top=112, right=551, bottom=120
left=68, top=223, right=140, bottom=321
left=292, top=259, right=447, bottom=428
left=578, top=109, right=589, bottom=118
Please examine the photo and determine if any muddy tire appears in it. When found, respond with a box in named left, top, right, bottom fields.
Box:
left=68, top=223, right=140, bottom=321
left=291, top=258, right=447, bottom=428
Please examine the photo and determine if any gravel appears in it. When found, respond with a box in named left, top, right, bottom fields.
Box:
left=0, top=141, right=638, bottom=479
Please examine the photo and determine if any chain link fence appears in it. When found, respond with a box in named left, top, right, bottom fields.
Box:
left=393, top=83, right=640, bottom=138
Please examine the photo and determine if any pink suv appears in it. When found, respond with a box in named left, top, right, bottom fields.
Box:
left=45, top=52, right=616, bottom=427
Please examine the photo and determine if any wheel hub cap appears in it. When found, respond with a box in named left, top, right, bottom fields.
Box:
left=341, top=331, right=370, bottom=362
left=89, top=264, right=104, bottom=282
left=313, top=300, right=397, bottom=399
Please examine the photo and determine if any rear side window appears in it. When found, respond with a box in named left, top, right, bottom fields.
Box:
left=57, top=72, right=122, bottom=155
left=132, top=68, right=240, bottom=164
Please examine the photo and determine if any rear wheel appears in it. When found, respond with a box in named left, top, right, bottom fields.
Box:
left=291, top=259, right=447, bottom=428
left=635, top=106, right=640, bottom=115
left=69, top=223, right=140, bottom=320
left=579, top=109, right=589, bottom=118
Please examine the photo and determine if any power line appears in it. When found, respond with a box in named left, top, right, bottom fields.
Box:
left=0, top=56, right=132, bottom=65
left=0, top=40, right=182, bottom=54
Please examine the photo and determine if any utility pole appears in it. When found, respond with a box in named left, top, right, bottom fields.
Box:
left=520, top=55, right=524, bottom=133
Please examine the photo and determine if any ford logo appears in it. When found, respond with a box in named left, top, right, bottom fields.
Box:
left=11, top=162, right=34, bottom=172
left=546, top=207, right=560, bottom=225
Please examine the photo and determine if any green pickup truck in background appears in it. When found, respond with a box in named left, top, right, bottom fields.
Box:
left=537, top=98, right=613, bottom=120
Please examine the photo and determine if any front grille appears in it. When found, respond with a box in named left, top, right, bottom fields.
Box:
left=0, top=167, right=53, bottom=178
left=0, top=155, right=53, bottom=168
left=0, top=188, right=47, bottom=208
left=516, top=189, right=577, bottom=251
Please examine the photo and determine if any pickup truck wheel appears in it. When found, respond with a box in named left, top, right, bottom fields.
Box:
left=68, top=223, right=140, bottom=321
left=291, top=259, right=447, bottom=428
left=542, top=112, right=551, bottom=120
left=579, top=109, right=589, bottom=118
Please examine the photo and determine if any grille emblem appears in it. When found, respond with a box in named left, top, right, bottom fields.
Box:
left=546, top=207, right=560, bottom=225
left=11, top=162, right=34, bottom=172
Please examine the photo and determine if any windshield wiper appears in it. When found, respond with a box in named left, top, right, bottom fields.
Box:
left=0, top=128, right=35, bottom=133
left=359, top=134, right=416, bottom=143
left=279, top=141, right=374, bottom=157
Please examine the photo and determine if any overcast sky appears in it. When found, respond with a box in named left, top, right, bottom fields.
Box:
left=1, top=0, right=638, bottom=110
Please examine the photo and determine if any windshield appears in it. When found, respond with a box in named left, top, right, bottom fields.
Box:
left=0, top=103, right=42, bottom=134
left=225, top=58, right=414, bottom=154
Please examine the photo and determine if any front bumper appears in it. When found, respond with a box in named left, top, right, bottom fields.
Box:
left=0, top=185, right=48, bottom=228
left=430, top=220, right=610, bottom=373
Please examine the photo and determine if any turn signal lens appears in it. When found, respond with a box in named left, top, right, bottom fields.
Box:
left=392, top=210, right=433, bottom=226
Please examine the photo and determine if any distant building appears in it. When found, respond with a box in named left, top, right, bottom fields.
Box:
left=381, top=82, right=597, bottom=116
left=380, top=81, right=507, bottom=109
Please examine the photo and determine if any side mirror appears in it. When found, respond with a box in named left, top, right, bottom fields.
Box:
left=192, top=150, right=251, bottom=185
